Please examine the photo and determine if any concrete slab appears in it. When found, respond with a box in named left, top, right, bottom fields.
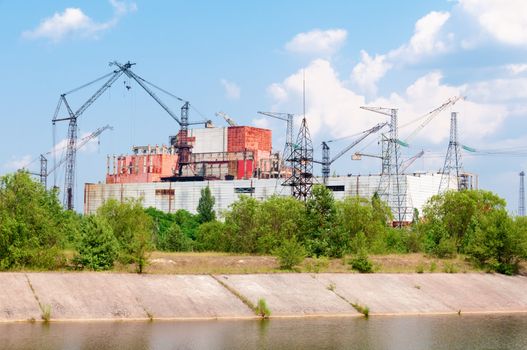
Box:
left=316, top=273, right=454, bottom=315
left=130, top=274, right=254, bottom=319
left=403, top=273, right=527, bottom=313
left=0, top=273, right=41, bottom=321
left=27, top=273, right=148, bottom=320
left=216, top=274, right=359, bottom=317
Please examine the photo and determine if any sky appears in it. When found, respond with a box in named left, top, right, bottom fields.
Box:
left=1, top=0, right=526, bottom=213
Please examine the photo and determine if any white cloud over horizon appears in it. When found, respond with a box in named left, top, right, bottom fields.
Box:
left=22, top=0, right=136, bottom=42
left=285, top=28, right=347, bottom=56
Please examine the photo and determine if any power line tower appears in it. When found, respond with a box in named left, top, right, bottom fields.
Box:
left=360, top=106, right=409, bottom=226
left=283, top=117, right=313, bottom=201
left=520, top=171, right=525, bottom=216
left=439, top=112, right=465, bottom=192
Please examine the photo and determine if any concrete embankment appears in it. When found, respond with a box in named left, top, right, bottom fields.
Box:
left=1, top=272, right=527, bottom=322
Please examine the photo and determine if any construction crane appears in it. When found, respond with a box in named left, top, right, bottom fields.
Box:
left=314, top=122, right=387, bottom=185
left=402, top=96, right=464, bottom=144
left=257, top=111, right=294, bottom=168
left=52, top=61, right=207, bottom=210
left=215, top=111, right=237, bottom=126
left=44, top=125, right=112, bottom=188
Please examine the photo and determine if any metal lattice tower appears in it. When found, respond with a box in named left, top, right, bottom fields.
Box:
left=39, top=155, right=47, bottom=187
left=257, top=111, right=294, bottom=171
left=283, top=117, right=314, bottom=201
left=176, top=102, right=193, bottom=176
left=520, top=171, right=525, bottom=216
left=361, top=106, right=409, bottom=226
left=439, top=112, right=465, bottom=193
left=321, top=141, right=330, bottom=185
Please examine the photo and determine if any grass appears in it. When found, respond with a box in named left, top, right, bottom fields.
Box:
left=41, top=304, right=51, bottom=322
left=351, top=302, right=370, bottom=317
left=255, top=298, right=271, bottom=318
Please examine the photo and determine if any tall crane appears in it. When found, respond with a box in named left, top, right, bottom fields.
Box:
left=315, top=122, right=387, bottom=184
left=257, top=111, right=294, bottom=168
left=52, top=64, right=129, bottom=210
left=400, top=150, right=425, bottom=173
left=215, top=111, right=237, bottom=126
left=53, top=61, right=207, bottom=210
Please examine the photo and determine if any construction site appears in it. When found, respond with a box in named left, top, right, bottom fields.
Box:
left=38, top=61, right=489, bottom=226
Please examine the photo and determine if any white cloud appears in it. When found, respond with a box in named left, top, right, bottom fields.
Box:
left=267, top=83, right=288, bottom=102
left=22, top=0, right=136, bottom=42
left=506, top=64, right=527, bottom=75
left=352, top=51, right=392, bottom=95
left=268, top=60, right=507, bottom=146
left=285, top=29, right=347, bottom=56
left=3, top=155, right=33, bottom=171
left=468, top=77, right=527, bottom=103
left=220, top=79, right=241, bottom=100
left=459, top=0, right=527, bottom=46
left=389, top=11, right=452, bottom=62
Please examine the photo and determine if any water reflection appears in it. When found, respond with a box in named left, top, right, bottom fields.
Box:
left=1, top=315, right=527, bottom=350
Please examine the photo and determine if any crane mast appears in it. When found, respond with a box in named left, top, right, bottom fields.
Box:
left=257, top=111, right=294, bottom=169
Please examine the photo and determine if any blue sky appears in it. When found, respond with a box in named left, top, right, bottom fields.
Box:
left=1, top=0, right=526, bottom=212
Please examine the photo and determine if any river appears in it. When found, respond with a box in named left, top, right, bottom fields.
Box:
left=1, top=314, right=527, bottom=349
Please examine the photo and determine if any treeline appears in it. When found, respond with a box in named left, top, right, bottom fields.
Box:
left=1, top=171, right=526, bottom=274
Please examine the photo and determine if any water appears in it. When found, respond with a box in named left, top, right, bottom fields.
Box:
left=1, top=315, right=527, bottom=350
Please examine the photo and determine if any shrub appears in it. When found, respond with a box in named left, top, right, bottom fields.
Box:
left=273, top=236, right=306, bottom=270
left=75, top=216, right=119, bottom=271
left=195, top=221, right=227, bottom=251
left=163, top=222, right=193, bottom=251
left=304, top=256, right=330, bottom=273
left=349, top=252, right=373, bottom=273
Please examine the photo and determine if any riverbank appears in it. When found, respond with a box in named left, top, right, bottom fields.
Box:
left=2, top=272, right=527, bottom=322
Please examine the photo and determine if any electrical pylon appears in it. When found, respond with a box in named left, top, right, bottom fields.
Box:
left=283, top=117, right=314, bottom=201
left=439, top=112, right=465, bottom=192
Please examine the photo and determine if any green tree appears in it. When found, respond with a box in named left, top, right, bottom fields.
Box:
left=197, top=186, right=216, bottom=223
left=97, top=199, right=154, bottom=273
left=75, top=216, right=119, bottom=271
left=223, top=196, right=260, bottom=252
left=304, top=185, right=336, bottom=256
left=144, top=207, right=177, bottom=250
left=255, top=196, right=306, bottom=253
left=0, top=171, right=65, bottom=269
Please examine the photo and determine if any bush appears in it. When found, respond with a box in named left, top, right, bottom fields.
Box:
left=195, top=221, right=227, bottom=251
left=75, top=216, right=119, bottom=271
left=273, top=236, right=306, bottom=270
left=255, top=298, right=271, bottom=318
left=349, top=252, right=373, bottom=273
left=163, top=222, right=193, bottom=252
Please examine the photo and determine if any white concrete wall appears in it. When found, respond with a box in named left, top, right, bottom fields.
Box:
left=189, top=127, right=228, bottom=154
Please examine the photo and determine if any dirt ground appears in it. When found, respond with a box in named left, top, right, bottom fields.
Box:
left=134, top=252, right=526, bottom=275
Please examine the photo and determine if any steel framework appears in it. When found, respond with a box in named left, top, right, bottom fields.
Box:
left=360, top=106, right=409, bottom=226
left=439, top=112, right=466, bottom=192
left=283, top=117, right=314, bottom=201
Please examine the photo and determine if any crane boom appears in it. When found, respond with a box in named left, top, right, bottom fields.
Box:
left=329, top=122, right=387, bottom=164
left=46, top=125, right=113, bottom=177
left=403, top=96, right=464, bottom=143
left=257, top=111, right=295, bottom=170
left=400, top=150, right=425, bottom=173
left=216, top=111, right=237, bottom=126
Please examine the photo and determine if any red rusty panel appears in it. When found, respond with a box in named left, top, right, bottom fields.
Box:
left=236, top=159, right=253, bottom=179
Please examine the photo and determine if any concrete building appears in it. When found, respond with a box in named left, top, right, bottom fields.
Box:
left=84, top=172, right=456, bottom=221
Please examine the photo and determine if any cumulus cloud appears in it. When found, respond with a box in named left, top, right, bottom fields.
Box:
left=351, top=51, right=392, bottom=95
left=268, top=60, right=507, bottom=146
left=252, top=117, right=270, bottom=129
left=459, top=0, right=527, bottom=46
left=220, top=79, right=241, bottom=100
left=22, top=0, right=136, bottom=42
left=389, top=11, right=452, bottom=62
left=285, top=29, right=347, bottom=56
